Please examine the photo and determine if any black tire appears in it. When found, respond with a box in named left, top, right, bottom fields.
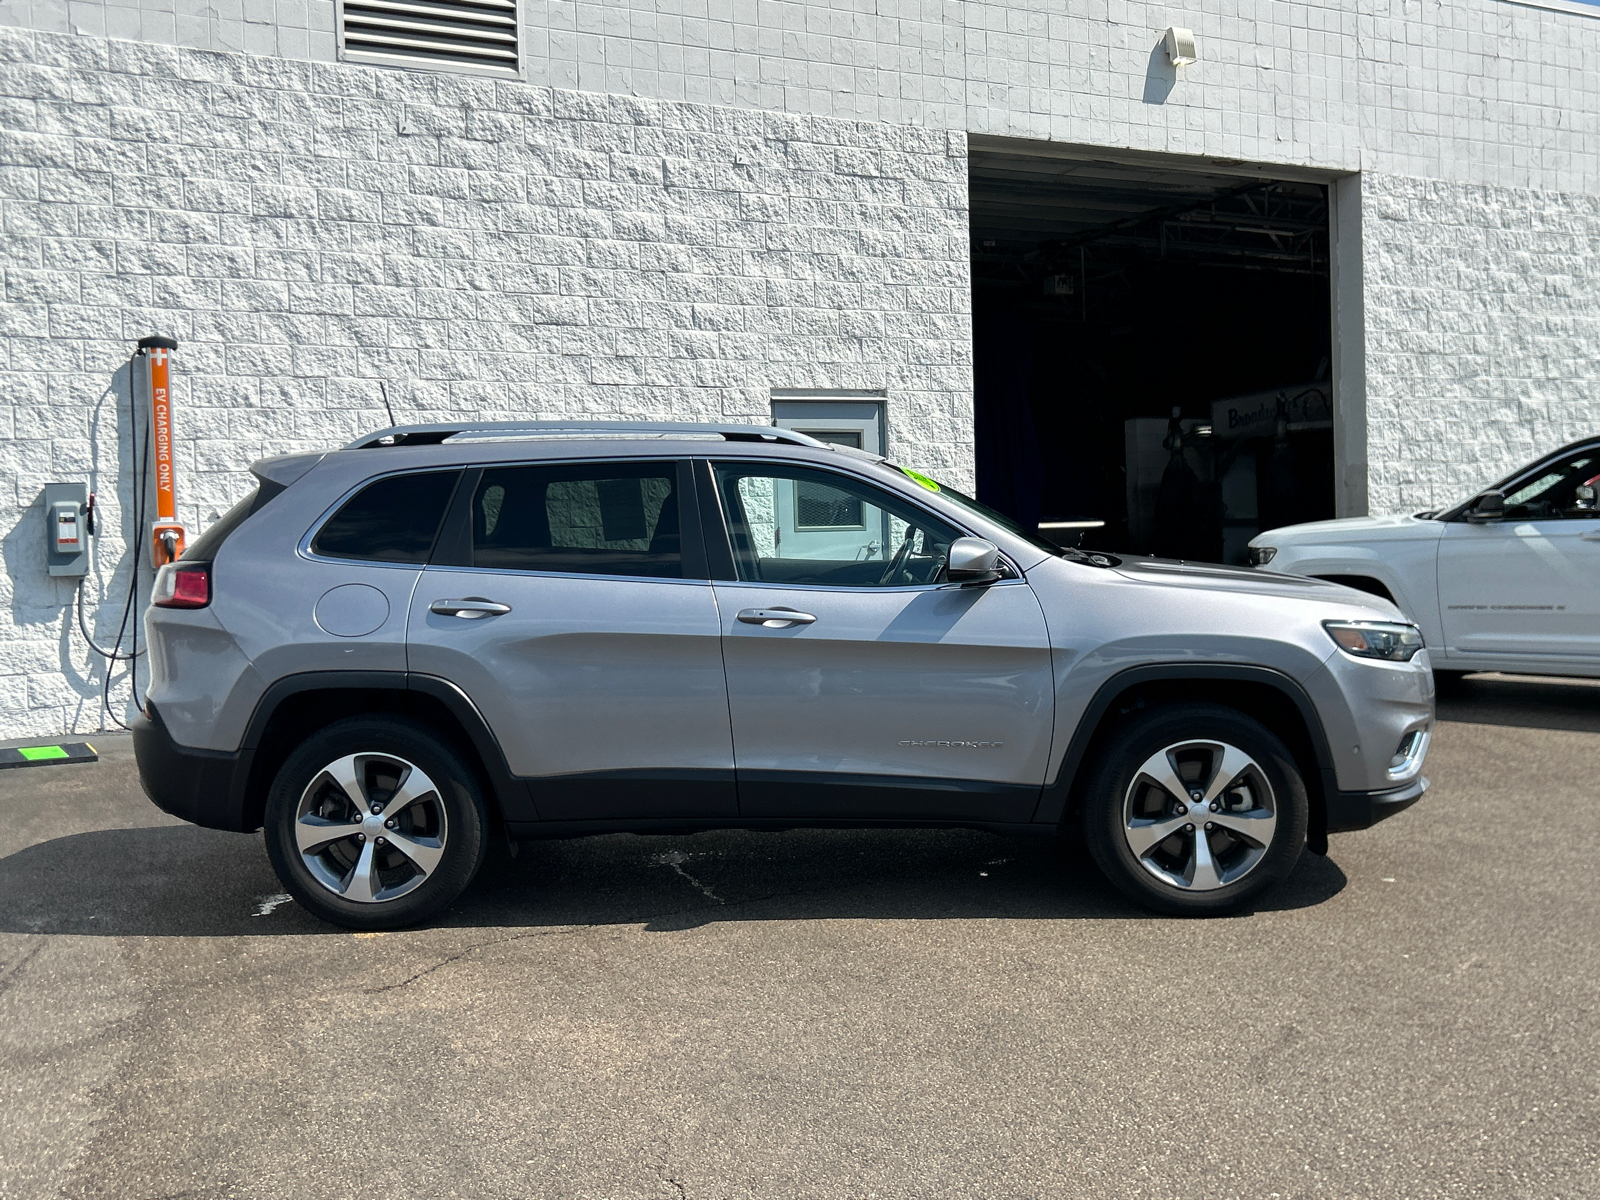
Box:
left=1081, top=702, right=1308, bottom=916
left=263, top=715, right=488, bottom=930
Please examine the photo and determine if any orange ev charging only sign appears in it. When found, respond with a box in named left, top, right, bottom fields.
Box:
left=139, top=336, right=185, bottom=566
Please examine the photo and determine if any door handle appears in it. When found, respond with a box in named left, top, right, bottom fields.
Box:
left=1582, top=531, right=1600, bottom=542
left=430, top=597, right=512, bottom=618
left=736, top=607, right=817, bottom=627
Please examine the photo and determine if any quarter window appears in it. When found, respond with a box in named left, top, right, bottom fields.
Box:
left=712, top=463, right=961, bottom=587
left=471, top=462, right=683, bottom=578
left=312, top=471, right=460, bottom=564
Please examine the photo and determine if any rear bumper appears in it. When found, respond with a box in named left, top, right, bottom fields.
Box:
left=1326, top=775, right=1428, bottom=834
left=132, top=705, right=256, bottom=832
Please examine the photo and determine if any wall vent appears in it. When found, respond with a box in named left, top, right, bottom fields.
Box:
left=340, top=0, right=520, bottom=79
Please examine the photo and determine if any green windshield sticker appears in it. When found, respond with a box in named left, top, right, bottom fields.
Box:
left=900, top=468, right=942, bottom=493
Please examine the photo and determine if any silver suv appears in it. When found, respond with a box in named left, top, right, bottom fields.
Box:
left=134, top=422, right=1433, bottom=929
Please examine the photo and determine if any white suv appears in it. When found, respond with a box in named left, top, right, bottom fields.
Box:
left=1249, top=438, right=1600, bottom=680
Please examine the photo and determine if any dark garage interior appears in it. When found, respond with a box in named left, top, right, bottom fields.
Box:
left=969, top=141, right=1336, bottom=563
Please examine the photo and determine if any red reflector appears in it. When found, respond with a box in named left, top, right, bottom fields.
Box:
left=155, top=565, right=210, bottom=609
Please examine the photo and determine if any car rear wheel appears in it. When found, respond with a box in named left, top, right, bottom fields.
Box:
left=1081, top=703, right=1308, bottom=916
left=263, top=716, right=488, bottom=930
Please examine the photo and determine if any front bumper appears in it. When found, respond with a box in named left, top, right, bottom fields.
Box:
left=1303, top=647, right=1434, bottom=794
left=1326, top=774, right=1428, bottom=833
left=133, top=704, right=256, bottom=832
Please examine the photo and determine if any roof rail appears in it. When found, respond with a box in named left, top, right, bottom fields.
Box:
left=344, top=420, right=830, bottom=450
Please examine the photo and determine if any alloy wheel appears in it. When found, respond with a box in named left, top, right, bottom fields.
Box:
left=1121, top=739, right=1278, bottom=891
left=293, top=753, right=449, bottom=904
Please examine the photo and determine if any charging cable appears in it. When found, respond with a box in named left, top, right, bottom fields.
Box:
left=75, top=353, right=152, bottom=731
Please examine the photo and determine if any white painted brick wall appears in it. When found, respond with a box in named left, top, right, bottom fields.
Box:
left=0, top=26, right=973, bottom=737
left=529, top=0, right=1600, bottom=194
left=0, top=0, right=333, bottom=62
left=15, top=0, right=1598, bottom=192
left=1363, top=170, right=1600, bottom=514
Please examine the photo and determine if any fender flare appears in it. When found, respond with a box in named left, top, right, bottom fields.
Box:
left=1033, top=663, right=1338, bottom=845
left=238, top=670, right=533, bottom=825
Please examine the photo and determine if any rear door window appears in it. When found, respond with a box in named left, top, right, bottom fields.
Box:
left=471, top=461, right=683, bottom=578
left=311, top=470, right=461, bottom=564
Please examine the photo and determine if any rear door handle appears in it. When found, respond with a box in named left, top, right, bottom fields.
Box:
left=430, top=597, right=512, bottom=618
left=736, top=607, right=816, bottom=627
left=1582, top=531, right=1600, bottom=542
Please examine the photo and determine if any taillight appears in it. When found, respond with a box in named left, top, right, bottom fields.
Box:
left=153, top=562, right=211, bottom=608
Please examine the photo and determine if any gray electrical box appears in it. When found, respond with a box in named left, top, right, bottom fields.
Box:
left=44, top=482, right=89, bottom=577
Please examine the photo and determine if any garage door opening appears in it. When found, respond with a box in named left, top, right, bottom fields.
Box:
left=970, top=142, right=1336, bottom=564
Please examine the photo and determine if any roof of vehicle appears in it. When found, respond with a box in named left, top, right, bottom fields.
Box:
left=347, top=420, right=851, bottom=453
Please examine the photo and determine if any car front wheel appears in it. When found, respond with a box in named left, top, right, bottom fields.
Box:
left=1081, top=702, right=1308, bottom=916
left=263, top=716, right=488, bottom=930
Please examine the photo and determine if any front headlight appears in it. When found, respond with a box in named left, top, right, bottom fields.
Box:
left=1323, top=620, right=1424, bottom=662
left=1247, top=546, right=1277, bottom=566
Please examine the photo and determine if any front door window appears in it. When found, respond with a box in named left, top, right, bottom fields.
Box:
left=1498, top=450, right=1600, bottom=518
left=714, top=462, right=961, bottom=588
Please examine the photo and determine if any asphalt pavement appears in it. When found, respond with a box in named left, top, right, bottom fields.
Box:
left=1, top=674, right=1597, bottom=1199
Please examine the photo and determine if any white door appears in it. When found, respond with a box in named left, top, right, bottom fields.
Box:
left=771, top=397, right=885, bottom=455
left=771, top=398, right=890, bottom=561
left=1437, top=447, right=1600, bottom=667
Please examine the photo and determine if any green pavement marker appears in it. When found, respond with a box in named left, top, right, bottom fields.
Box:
left=0, top=742, right=98, bottom=770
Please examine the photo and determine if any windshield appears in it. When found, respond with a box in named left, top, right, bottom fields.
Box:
left=879, top=463, right=1064, bottom=557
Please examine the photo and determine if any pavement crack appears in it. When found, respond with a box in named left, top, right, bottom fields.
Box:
left=0, top=940, right=46, bottom=998
left=650, top=1137, right=689, bottom=1200
left=653, top=850, right=725, bottom=904
left=364, top=875, right=876, bottom=990
left=364, top=948, right=481, bottom=994
left=361, top=928, right=572, bottom=994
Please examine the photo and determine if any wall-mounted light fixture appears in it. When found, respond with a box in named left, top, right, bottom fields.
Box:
left=1164, top=27, right=1197, bottom=67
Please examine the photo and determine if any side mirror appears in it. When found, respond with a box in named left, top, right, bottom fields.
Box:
left=1467, top=490, right=1505, bottom=523
left=946, top=537, right=1001, bottom=585
left=1574, top=484, right=1596, bottom=512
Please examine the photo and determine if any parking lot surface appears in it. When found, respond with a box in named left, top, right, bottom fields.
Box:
left=1, top=674, right=1597, bottom=1199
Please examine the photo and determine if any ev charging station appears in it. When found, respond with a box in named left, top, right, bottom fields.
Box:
left=38, top=334, right=188, bottom=733
left=43, top=334, right=185, bottom=578
left=140, top=334, right=185, bottom=567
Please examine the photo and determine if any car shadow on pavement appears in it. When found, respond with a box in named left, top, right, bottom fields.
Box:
left=0, top=823, right=1348, bottom=938
left=1436, top=672, right=1600, bottom=734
